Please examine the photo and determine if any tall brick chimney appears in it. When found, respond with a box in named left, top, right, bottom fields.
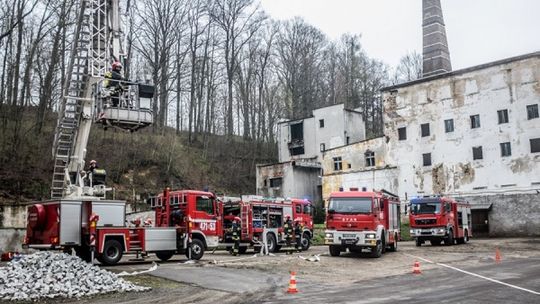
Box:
left=422, top=0, right=452, bottom=77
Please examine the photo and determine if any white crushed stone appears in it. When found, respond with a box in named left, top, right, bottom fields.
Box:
left=0, top=251, right=150, bottom=301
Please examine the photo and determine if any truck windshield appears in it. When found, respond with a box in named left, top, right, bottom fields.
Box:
left=328, top=198, right=372, bottom=214
left=411, top=201, right=441, bottom=214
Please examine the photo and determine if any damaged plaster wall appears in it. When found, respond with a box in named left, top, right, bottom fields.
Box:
left=321, top=137, right=399, bottom=200
left=383, top=54, right=540, bottom=198
left=256, top=162, right=320, bottom=201
left=463, top=193, right=540, bottom=236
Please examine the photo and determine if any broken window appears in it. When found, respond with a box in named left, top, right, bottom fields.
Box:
left=365, top=151, right=375, bottom=167
left=263, top=179, right=268, bottom=187
left=470, top=115, right=480, bottom=129
left=473, top=146, right=483, bottom=160
left=500, top=142, right=511, bottom=157
left=497, top=109, right=509, bottom=124
left=320, top=143, right=326, bottom=152
left=269, top=177, right=282, bottom=188
left=289, top=122, right=304, bottom=156
left=319, top=119, right=325, bottom=128
left=527, top=104, right=539, bottom=120
left=398, top=127, right=407, bottom=140
left=444, top=119, right=454, bottom=133
left=531, top=138, right=540, bottom=153
left=333, top=157, right=343, bottom=171
left=422, top=153, right=432, bottom=166
left=421, top=123, right=430, bottom=137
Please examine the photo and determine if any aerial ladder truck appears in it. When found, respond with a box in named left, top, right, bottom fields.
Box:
left=24, top=0, right=156, bottom=264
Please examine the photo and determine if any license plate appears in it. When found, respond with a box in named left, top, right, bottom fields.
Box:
left=343, top=234, right=356, bottom=238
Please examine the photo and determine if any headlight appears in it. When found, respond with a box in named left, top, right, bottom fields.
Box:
left=438, top=228, right=446, bottom=234
left=325, top=233, right=333, bottom=238
left=366, top=233, right=376, bottom=239
left=410, top=229, right=415, bottom=234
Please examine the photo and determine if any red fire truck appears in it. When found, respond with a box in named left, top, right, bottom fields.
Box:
left=24, top=189, right=314, bottom=265
left=324, top=188, right=401, bottom=258
left=221, top=196, right=313, bottom=253
left=409, top=196, right=472, bottom=246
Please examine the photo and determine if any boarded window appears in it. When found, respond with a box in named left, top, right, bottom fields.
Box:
left=421, top=123, right=430, bottom=137
left=270, top=177, right=282, bottom=188
left=473, top=146, right=483, bottom=160
left=365, top=151, right=375, bottom=167
left=398, top=127, right=407, bottom=140
left=497, top=109, right=509, bottom=124
left=531, top=138, right=540, bottom=153
left=527, top=104, right=539, bottom=120
left=444, top=119, right=454, bottom=133
left=500, top=142, right=511, bottom=157
left=333, top=157, right=343, bottom=171
left=470, top=114, right=480, bottom=129
left=422, top=153, right=431, bottom=166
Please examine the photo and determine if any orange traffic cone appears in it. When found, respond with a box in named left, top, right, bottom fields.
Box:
left=412, top=260, right=422, bottom=274
left=495, top=248, right=502, bottom=263
left=286, top=271, right=298, bottom=293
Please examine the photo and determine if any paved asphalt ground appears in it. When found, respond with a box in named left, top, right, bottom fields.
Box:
left=269, top=257, right=540, bottom=303
left=95, top=240, right=540, bottom=303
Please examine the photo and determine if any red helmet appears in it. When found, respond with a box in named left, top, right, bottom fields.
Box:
left=233, top=217, right=241, bottom=222
left=112, top=61, right=122, bottom=71
left=285, top=215, right=291, bottom=219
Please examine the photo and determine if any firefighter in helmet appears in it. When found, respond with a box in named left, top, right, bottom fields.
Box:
left=294, top=218, right=303, bottom=252
left=283, top=215, right=293, bottom=249
left=231, top=216, right=241, bottom=256
left=104, top=61, right=125, bottom=107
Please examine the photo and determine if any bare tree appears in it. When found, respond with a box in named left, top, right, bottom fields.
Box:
left=393, top=51, right=422, bottom=84
left=209, top=0, right=265, bottom=136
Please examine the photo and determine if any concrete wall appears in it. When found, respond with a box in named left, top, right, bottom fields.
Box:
left=256, top=162, right=320, bottom=201
left=383, top=54, right=540, bottom=199
left=0, top=228, right=26, bottom=252
left=277, top=104, right=366, bottom=163
left=321, top=137, right=399, bottom=201
left=0, top=205, right=27, bottom=228
left=462, top=193, right=540, bottom=236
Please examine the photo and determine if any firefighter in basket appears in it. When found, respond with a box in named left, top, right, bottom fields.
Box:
left=294, top=218, right=303, bottom=252
left=231, top=217, right=241, bottom=256
left=104, top=61, right=125, bottom=107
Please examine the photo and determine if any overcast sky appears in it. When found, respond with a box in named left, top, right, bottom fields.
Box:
left=260, top=0, right=540, bottom=70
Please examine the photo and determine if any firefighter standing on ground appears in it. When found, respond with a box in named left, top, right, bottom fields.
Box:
left=294, top=218, right=303, bottom=252
left=284, top=215, right=293, bottom=250
left=231, top=217, right=241, bottom=256
left=104, top=61, right=124, bottom=107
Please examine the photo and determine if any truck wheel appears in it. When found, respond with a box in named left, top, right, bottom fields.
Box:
left=430, top=240, right=441, bottom=246
left=445, top=229, right=454, bottom=246
left=100, top=239, right=123, bottom=266
left=329, top=245, right=341, bottom=257
left=155, top=250, right=175, bottom=262
left=370, top=239, right=383, bottom=258
left=415, top=238, right=422, bottom=247
left=266, top=234, right=277, bottom=253
left=186, top=239, right=205, bottom=260
left=301, top=233, right=311, bottom=251
left=388, top=233, right=398, bottom=252
left=238, top=246, right=247, bottom=254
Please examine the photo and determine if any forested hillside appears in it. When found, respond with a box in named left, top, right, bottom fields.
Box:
left=0, top=0, right=421, bottom=204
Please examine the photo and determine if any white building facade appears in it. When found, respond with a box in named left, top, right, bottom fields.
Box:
left=257, top=103, right=365, bottom=202
left=322, top=52, right=540, bottom=236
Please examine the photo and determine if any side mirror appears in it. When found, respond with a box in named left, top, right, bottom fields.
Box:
left=328, top=209, right=335, bottom=214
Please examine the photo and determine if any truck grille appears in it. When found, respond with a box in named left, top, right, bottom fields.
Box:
left=415, top=219, right=436, bottom=225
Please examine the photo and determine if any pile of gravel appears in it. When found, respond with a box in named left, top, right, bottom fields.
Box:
left=0, top=251, right=150, bottom=301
